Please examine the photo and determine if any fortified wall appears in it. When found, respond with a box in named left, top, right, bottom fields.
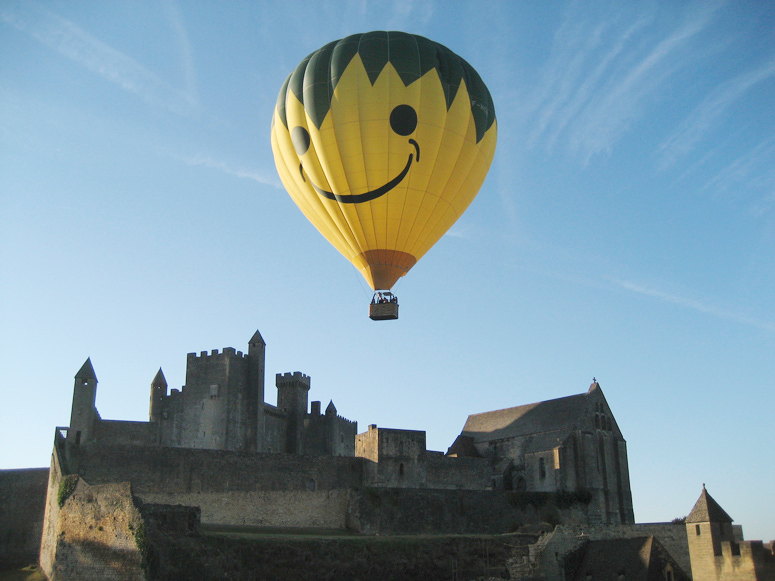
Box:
left=32, top=330, right=660, bottom=578
left=0, top=468, right=49, bottom=568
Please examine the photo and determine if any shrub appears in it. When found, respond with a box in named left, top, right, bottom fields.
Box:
left=134, top=521, right=148, bottom=557
left=57, top=475, right=79, bottom=508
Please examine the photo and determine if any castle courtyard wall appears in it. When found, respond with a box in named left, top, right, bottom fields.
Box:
left=0, top=467, right=49, bottom=567
left=348, top=488, right=592, bottom=535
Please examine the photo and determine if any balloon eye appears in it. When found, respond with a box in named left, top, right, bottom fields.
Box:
left=390, top=105, right=417, bottom=136
left=291, top=126, right=311, bottom=156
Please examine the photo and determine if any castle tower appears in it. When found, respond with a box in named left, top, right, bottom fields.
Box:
left=324, top=400, right=341, bottom=455
left=276, top=372, right=310, bottom=453
left=248, top=330, right=266, bottom=452
left=67, top=358, right=98, bottom=446
left=686, top=484, right=736, bottom=580
left=149, top=368, right=167, bottom=422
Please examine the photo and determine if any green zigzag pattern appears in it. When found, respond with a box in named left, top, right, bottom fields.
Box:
left=276, top=31, right=496, bottom=143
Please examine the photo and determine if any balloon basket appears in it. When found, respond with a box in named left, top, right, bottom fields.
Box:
left=369, top=292, right=399, bottom=321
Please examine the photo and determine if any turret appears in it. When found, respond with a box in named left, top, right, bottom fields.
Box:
left=686, top=484, right=735, bottom=579
left=149, top=368, right=167, bottom=422
left=277, top=372, right=310, bottom=453
left=249, top=330, right=266, bottom=451
left=67, top=358, right=98, bottom=445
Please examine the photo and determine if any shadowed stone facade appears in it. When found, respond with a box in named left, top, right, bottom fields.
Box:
left=448, top=381, right=635, bottom=525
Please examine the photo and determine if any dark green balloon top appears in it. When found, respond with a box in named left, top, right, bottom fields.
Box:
left=275, top=31, right=496, bottom=144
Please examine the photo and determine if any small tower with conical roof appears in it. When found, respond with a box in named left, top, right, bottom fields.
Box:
left=149, top=368, right=167, bottom=423
left=248, top=330, right=266, bottom=452
left=67, top=358, right=98, bottom=446
left=685, top=484, right=736, bottom=579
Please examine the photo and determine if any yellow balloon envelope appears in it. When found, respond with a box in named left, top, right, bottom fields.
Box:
left=271, top=31, right=497, bottom=291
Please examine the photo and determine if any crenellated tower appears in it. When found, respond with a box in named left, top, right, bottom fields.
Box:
left=276, top=372, right=310, bottom=453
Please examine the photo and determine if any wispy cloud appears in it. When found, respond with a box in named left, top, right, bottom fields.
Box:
left=613, top=278, right=775, bottom=332
left=177, top=154, right=283, bottom=188
left=522, top=3, right=718, bottom=163
left=0, top=1, right=197, bottom=115
left=657, top=59, right=775, bottom=170
left=702, top=136, right=775, bottom=216
left=163, top=0, right=198, bottom=107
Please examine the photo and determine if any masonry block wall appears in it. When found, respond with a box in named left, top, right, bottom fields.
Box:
left=39, top=446, right=145, bottom=581
left=687, top=520, right=775, bottom=580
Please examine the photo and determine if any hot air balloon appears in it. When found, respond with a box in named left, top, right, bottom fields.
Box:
left=271, top=31, right=497, bottom=320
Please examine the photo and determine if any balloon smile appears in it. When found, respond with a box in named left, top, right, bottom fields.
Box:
left=300, top=139, right=419, bottom=204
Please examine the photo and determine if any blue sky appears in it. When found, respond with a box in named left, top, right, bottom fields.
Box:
left=1, top=1, right=773, bottom=539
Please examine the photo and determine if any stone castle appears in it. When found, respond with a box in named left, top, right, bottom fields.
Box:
left=61, top=330, right=633, bottom=526
left=69, top=331, right=356, bottom=457
left=1, top=329, right=771, bottom=579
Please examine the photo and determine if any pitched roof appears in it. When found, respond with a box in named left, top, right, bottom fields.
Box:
left=75, top=358, right=97, bottom=382
left=570, top=536, right=691, bottom=581
left=685, top=485, right=733, bottom=523
left=249, top=330, right=265, bottom=346
left=461, top=392, right=588, bottom=443
left=446, top=435, right=481, bottom=457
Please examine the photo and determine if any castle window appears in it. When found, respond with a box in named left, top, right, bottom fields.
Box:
left=399, top=463, right=405, bottom=476
left=209, top=384, right=220, bottom=398
left=307, top=479, right=316, bottom=491
left=695, top=524, right=701, bottom=536
left=539, top=457, right=546, bottom=479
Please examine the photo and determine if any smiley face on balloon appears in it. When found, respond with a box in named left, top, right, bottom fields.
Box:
left=271, top=31, right=497, bottom=291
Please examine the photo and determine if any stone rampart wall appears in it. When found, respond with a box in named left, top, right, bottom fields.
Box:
left=349, top=488, right=591, bottom=535
left=140, top=489, right=353, bottom=529
left=73, top=443, right=364, bottom=493
left=93, top=419, right=155, bottom=447
left=0, top=468, right=49, bottom=567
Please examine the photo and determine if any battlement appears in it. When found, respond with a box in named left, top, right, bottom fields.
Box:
left=276, top=371, right=311, bottom=389
left=186, top=347, right=249, bottom=362
left=333, top=415, right=357, bottom=424
left=721, top=539, right=775, bottom=560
